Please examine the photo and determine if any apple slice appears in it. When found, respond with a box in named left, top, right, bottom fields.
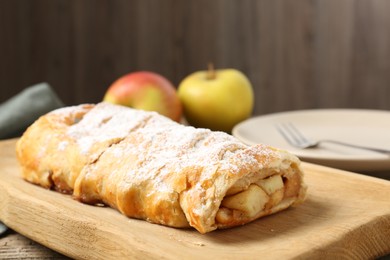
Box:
left=267, top=189, right=284, bottom=208
left=225, top=178, right=249, bottom=196
left=221, top=184, right=269, bottom=218
left=256, top=175, right=284, bottom=195
left=257, top=175, right=285, bottom=209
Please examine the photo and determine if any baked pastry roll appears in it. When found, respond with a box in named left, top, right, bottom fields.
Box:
left=16, top=103, right=152, bottom=193
left=16, top=102, right=307, bottom=233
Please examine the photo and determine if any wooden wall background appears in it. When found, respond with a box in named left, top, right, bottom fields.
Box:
left=1, top=0, right=390, bottom=116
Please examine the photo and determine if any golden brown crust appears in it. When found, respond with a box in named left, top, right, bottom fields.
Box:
left=16, top=102, right=307, bottom=233
left=16, top=104, right=94, bottom=192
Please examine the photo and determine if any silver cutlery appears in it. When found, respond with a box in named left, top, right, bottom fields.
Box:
left=276, top=122, right=390, bottom=154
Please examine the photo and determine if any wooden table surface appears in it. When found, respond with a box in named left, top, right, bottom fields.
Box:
left=2, top=224, right=390, bottom=260
left=1, top=138, right=390, bottom=259
left=0, top=229, right=70, bottom=259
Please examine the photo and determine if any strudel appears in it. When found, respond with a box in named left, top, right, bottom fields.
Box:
left=16, top=102, right=307, bottom=233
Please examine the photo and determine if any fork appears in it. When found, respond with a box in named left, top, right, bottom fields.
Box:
left=276, top=122, right=390, bottom=154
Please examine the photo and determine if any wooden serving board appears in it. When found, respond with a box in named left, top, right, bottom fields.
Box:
left=1, top=138, right=390, bottom=259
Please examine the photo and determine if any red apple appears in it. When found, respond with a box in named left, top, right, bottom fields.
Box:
left=103, top=71, right=182, bottom=122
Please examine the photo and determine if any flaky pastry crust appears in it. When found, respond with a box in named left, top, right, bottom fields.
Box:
left=16, top=102, right=307, bottom=233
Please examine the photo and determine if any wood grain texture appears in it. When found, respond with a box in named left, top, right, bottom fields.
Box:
left=0, top=0, right=390, bottom=115
left=0, top=139, right=390, bottom=259
left=0, top=231, right=69, bottom=259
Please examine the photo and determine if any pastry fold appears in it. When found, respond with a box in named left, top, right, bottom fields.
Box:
left=16, top=102, right=307, bottom=233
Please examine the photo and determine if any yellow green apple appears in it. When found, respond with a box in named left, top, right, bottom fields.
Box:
left=178, top=66, right=254, bottom=132
left=103, top=71, right=182, bottom=122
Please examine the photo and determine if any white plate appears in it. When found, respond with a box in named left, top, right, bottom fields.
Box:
left=232, top=109, right=390, bottom=172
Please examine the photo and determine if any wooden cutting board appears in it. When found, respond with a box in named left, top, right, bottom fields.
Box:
left=1, top=138, right=389, bottom=259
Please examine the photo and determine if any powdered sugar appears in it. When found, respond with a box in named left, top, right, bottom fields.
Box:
left=49, top=105, right=87, bottom=116
left=66, top=103, right=152, bottom=154
left=92, top=107, right=268, bottom=194
left=60, top=103, right=282, bottom=182
left=57, top=141, right=68, bottom=151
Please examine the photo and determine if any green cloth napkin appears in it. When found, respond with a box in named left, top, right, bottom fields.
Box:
left=0, top=83, right=64, bottom=139
left=0, top=221, right=7, bottom=237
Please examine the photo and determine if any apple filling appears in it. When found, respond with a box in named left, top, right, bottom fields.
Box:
left=216, top=174, right=286, bottom=225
